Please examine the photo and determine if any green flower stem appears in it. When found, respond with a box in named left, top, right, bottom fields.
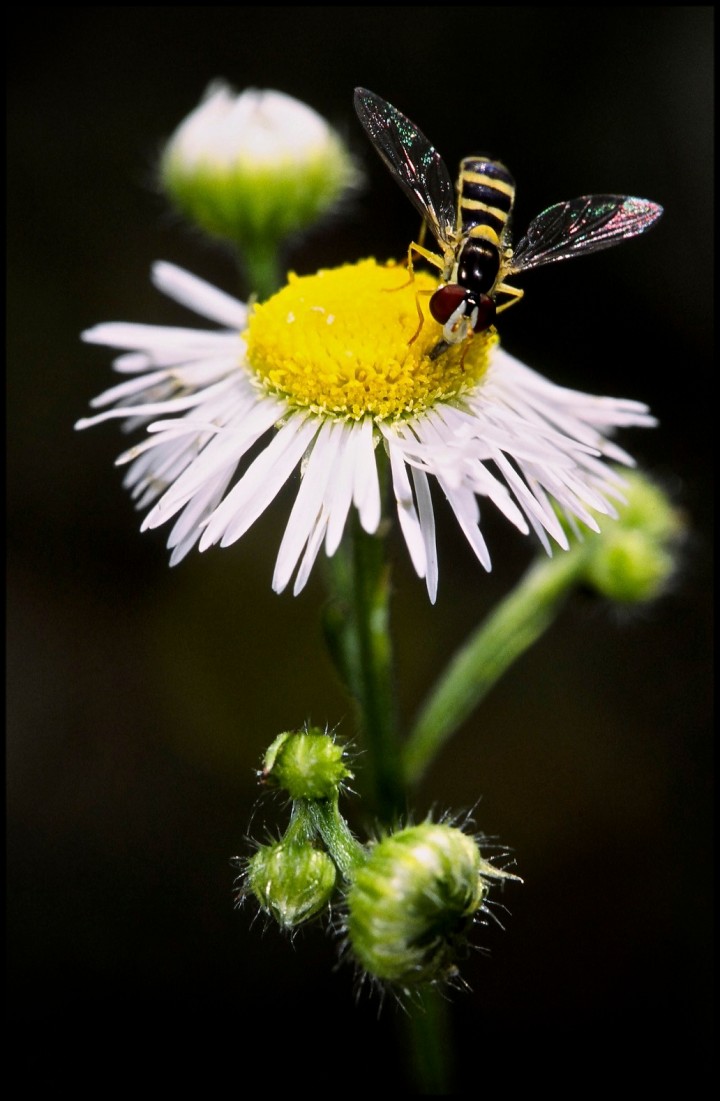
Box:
left=322, top=507, right=590, bottom=1095
left=240, top=239, right=283, bottom=302
left=323, top=513, right=450, bottom=1094
left=280, top=800, right=319, bottom=847
left=305, top=796, right=367, bottom=883
left=323, top=514, right=405, bottom=823
left=399, top=987, right=453, bottom=1094
left=403, top=545, right=590, bottom=785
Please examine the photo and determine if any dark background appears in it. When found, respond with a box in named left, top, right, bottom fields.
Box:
left=8, top=7, right=712, bottom=1092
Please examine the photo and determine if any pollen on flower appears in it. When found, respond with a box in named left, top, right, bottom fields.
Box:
left=245, top=259, right=497, bottom=421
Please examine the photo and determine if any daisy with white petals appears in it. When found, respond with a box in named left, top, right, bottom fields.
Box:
left=76, top=259, right=655, bottom=602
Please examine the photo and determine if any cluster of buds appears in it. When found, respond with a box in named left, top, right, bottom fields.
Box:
left=244, top=729, right=356, bottom=928
left=241, top=728, right=519, bottom=991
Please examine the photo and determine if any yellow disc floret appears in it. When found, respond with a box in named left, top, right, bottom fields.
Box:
left=245, top=259, right=497, bottom=421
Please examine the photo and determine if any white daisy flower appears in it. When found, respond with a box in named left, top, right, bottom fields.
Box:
left=76, top=259, right=655, bottom=602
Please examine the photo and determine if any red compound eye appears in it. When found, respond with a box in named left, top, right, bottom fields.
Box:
left=429, top=284, right=468, bottom=324
left=471, top=294, right=496, bottom=333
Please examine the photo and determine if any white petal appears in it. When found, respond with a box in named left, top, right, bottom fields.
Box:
left=410, top=466, right=438, bottom=603
left=293, top=512, right=330, bottom=596
left=353, top=417, right=381, bottom=534
left=200, top=415, right=319, bottom=550
left=152, top=262, right=248, bottom=329
left=167, top=466, right=237, bottom=557
left=141, top=393, right=284, bottom=529
left=87, top=370, right=172, bottom=408
left=272, top=419, right=345, bottom=593
left=439, top=478, right=492, bottom=571
left=462, top=460, right=530, bottom=534
left=81, top=322, right=238, bottom=351
left=128, top=432, right=207, bottom=509
left=324, top=422, right=363, bottom=556
left=491, top=450, right=570, bottom=549
left=108, top=338, right=242, bottom=374
left=75, top=378, right=236, bottom=430
left=388, top=444, right=427, bottom=579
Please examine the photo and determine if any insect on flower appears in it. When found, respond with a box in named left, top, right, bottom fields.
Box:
left=354, top=88, right=663, bottom=360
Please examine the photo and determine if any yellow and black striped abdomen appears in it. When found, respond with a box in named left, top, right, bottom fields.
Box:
left=458, top=158, right=516, bottom=246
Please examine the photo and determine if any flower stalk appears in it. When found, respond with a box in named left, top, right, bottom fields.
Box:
left=305, top=795, right=367, bottom=882
left=404, top=546, right=588, bottom=784
left=323, top=509, right=405, bottom=824
left=240, top=240, right=283, bottom=302
left=404, top=468, right=682, bottom=784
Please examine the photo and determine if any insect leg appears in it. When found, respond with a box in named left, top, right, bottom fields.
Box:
left=459, top=335, right=474, bottom=371
left=428, top=333, right=472, bottom=369
left=409, top=241, right=445, bottom=272
left=407, top=288, right=434, bottom=347
left=494, top=282, right=524, bottom=314
left=390, top=240, right=446, bottom=291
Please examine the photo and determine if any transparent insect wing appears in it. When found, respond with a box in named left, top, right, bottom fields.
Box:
left=510, top=195, right=664, bottom=273
left=353, top=88, right=457, bottom=246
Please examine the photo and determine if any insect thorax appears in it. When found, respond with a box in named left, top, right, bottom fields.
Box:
left=456, top=238, right=500, bottom=296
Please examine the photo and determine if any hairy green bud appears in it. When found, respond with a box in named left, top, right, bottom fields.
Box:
left=262, top=729, right=352, bottom=800
left=346, top=823, right=515, bottom=987
left=248, top=840, right=336, bottom=929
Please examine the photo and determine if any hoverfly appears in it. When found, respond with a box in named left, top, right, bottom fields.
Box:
left=354, top=88, right=663, bottom=360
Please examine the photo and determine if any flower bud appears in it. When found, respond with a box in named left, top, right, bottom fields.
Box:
left=583, top=471, right=683, bottom=603
left=160, top=82, right=360, bottom=249
left=248, top=840, right=336, bottom=929
left=346, top=823, right=514, bottom=987
left=261, top=729, right=352, bottom=800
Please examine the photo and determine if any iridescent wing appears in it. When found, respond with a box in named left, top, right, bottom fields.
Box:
left=509, top=195, right=663, bottom=274
left=354, top=88, right=457, bottom=248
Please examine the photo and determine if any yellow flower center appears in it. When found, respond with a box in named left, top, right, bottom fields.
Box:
left=245, top=259, right=497, bottom=421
